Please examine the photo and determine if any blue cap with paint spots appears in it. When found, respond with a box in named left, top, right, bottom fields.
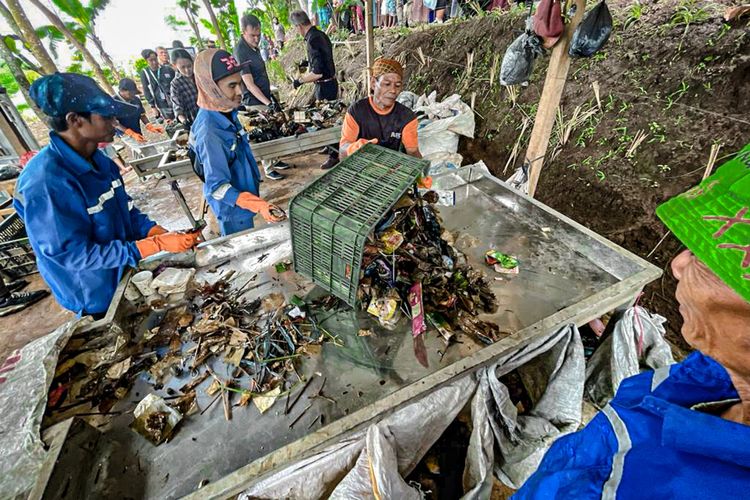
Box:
left=30, top=73, right=140, bottom=119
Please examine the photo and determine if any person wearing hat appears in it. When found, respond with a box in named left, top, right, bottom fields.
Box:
left=189, top=49, right=284, bottom=236
left=13, top=73, right=201, bottom=318
left=339, top=58, right=421, bottom=159
left=139, top=48, right=176, bottom=120
left=113, top=77, right=164, bottom=143
left=515, top=144, right=750, bottom=498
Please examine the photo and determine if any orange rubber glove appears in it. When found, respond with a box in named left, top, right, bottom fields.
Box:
left=346, top=138, right=378, bottom=156
left=147, top=225, right=168, bottom=237
left=135, top=231, right=201, bottom=259
left=145, top=123, right=165, bottom=134
left=124, top=128, right=146, bottom=143
left=417, top=176, right=433, bottom=189
left=236, top=192, right=285, bottom=223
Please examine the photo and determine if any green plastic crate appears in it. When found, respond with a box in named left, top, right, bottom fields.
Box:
left=290, top=144, right=428, bottom=306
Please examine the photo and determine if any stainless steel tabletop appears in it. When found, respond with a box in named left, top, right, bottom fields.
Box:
left=40, top=165, right=660, bottom=499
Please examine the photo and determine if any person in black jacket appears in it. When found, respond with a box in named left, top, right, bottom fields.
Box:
left=289, top=10, right=340, bottom=170
left=139, top=49, right=176, bottom=120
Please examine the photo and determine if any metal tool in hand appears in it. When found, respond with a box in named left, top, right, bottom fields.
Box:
left=169, top=180, right=206, bottom=234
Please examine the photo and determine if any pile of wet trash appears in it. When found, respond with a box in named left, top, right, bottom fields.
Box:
left=45, top=272, right=340, bottom=445
left=237, top=100, right=346, bottom=143
left=350, top=188, right=501, bottom=365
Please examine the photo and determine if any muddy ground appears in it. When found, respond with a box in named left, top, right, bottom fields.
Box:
left=280, top=0, right=749, bottom=354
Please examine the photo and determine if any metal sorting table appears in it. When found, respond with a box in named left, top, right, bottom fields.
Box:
left=134, top=126, right=342, bottom=181
left=36, top=165, right=660, bottom=499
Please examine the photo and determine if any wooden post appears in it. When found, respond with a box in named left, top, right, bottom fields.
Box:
left=524, top=0, right=587, bottom=198
left=364, top=0, right=375, bottom=93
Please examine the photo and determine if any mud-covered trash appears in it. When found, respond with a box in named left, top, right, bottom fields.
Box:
left=151, top=267, right=196, bottom=295
left=131, top=394, right=183, bottom=445
left=569, top=0, right=613, bottom=58
left=253, top=386, right=281, bottom=414
left=485, top=250, right=519, bottom=274
left=367, top=290, right=402, bottom=330
left=275, top=260, right=292, bottom=273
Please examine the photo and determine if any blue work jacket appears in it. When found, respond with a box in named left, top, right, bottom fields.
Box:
left=189, top=108, right=261, bottom=231
left=515, top=352, right=750, bottom=499
left=13, top=132, right=155, bottom=316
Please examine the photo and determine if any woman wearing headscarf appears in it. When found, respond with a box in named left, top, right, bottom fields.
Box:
left=189, top=49, right=284, bottom=236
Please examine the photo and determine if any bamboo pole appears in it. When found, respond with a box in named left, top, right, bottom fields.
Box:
left=364, top=0, right=375, bottom=93
left=524, top=0, right=587, bottom=198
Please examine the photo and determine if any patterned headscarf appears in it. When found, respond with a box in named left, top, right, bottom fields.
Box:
left=194, top=49, right=239, bottom=112
left=371, top=57, right=404, bottom=79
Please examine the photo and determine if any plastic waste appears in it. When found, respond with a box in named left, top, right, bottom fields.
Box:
left=500, top=26, right=544, bottom=86
left=569, top=1, right=613, bottom=58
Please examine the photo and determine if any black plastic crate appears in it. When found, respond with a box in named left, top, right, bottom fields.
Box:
left=0, top=213, right=37, bottom=278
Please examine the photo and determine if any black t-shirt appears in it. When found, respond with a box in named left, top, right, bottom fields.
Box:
left=233, top=37, right=271, bottom=106
left=305, top=26, right=335, bottom=80
left=112, top=92, right=145, bottom=134
left=348, top=98, right=416, bottom=152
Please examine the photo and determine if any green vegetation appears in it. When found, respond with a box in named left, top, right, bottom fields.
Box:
left=623, top=1, right=644, bottom=30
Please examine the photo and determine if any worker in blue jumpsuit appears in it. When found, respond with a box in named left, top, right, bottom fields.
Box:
left=515, top=146, right=750, bottom=498
left=189, top=48, right=284, bottom=236
left=14, top=73, right=201, bottom=318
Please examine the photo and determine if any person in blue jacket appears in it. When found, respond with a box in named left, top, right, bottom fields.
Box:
left=515, top=145, right=750, bottom=498
left=14, top=73, right=201, bottom=318
left=189, top=48, right=284, bottom=236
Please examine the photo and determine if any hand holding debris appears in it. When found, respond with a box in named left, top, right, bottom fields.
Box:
left=237, top=192, right=286, bottom=223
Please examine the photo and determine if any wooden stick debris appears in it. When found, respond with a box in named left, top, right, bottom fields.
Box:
left=288, top=402, right=313, bottom=429
left=285, top=376, right=314, bottom=415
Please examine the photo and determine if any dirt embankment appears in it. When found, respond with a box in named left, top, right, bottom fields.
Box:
left=277, top=1, right=750, bottom=352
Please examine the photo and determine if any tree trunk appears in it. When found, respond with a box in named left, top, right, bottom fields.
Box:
left=297, top=0, right=307, bottom=14
left=395, top=0, right=404, bottom=25
left=88, top=29, right=120, bottom=81
left=185, top=8, right=205, bottom=49
left=4, top=0, right=57, bottom=74
left=202, top=0, right=227, bottom=50
left=26, top=0, right=114, bottom=93
left=0, top=38, right=45, bottom=121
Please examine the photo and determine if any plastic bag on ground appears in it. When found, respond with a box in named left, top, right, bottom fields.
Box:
left=585, top=306, right=675, bottom=408
left=415, top=94, right=475, bottom=161
left=506, top=164, right=529, bottom=193
left=462, top=324, right=584, bottom=497
left=0, top=319, right=85, bottom=498
left=240, top=375, right=477, bottom=499
left=569, top=0, right=613, bottom=58
left=500, top=21, right=544, bottom=86
left=397, top=91, right=420, bottom=110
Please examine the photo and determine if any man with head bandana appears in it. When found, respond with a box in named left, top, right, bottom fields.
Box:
left=339, top=58, right=421, bottom=159
left=189, top=49, right=284, bottom=236
left=515, top=144, right=750, bottom=498
left=13, top=73, right=200, bottom=318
